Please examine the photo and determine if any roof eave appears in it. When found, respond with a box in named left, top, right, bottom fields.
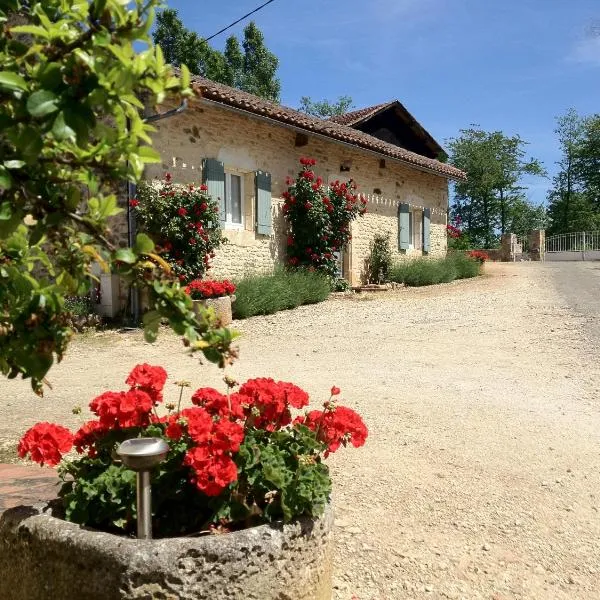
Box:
left=195, top=95, right=466, bottom=182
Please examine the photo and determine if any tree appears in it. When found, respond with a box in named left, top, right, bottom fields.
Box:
left=240, top=22, right=280, bottom=102
left=576, top=114, right=600, bottom=209
left=546, top=109, right=587, bottom=234
left=298, top=96, right=354, bottom=118
left=447, top=128, right=546, bottom=247
left=0, top=0, right=235, bottom=394
left=546, top=110, right=600, bottom=234
left=508, top=198, right=547, bottom=242
left=153, top=11, right=280, bottom=102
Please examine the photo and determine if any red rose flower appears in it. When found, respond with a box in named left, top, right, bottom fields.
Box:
left=129, top=199, right=139, bottom=208
left=177, top=207, right=187, bottom=217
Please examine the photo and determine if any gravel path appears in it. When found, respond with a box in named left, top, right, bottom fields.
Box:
left=1, top=262, right=600, bottom=599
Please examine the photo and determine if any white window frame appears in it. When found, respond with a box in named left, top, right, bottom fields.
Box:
left=224, top=170, right=245, bottom=230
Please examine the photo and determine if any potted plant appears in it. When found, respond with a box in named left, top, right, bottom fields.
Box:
left=185, top=279, right=237, bottom=326
left=7, top=365, right=367, bottom=599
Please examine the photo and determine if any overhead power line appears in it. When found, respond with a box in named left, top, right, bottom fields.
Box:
left=205, top=0, right=278, bottom=42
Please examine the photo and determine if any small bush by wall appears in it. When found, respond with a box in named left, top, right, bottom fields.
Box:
left=232, top=269, right=331, bottom=319
left=389, top=253, right=481, bottom=287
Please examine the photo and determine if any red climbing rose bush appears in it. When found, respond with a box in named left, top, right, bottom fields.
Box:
left=283, top=158, right=367, bottom=278
left=133, top=175, right=226, bottom=283
left=185, top=279, right=236, bottom=300
left=18, top=364, right=367, bottom=537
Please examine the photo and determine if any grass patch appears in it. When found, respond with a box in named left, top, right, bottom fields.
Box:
left=232, top=268, right=331, bottom=319
left=389, top=253, right=480, bottom=287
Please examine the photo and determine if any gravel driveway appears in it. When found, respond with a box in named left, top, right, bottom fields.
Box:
left=1, top=262, right=600, bottom=599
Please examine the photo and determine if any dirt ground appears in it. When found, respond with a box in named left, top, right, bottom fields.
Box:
left=2, top=262, right=600, bottom=599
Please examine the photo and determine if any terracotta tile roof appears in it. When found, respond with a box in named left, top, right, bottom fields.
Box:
left=190, top=76, right=466, bottom=181
left=327, top=103, right=395, bottom=126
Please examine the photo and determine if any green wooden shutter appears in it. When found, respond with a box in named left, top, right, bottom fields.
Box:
left=202, top=158, right=225, bottom=223
left=423, top=207, right=431, bottom=254
left=398, top=203, right=410, bottom=250
left=255, top=170, right=272, bottom=235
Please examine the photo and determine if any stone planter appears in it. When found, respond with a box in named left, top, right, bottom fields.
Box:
left=0, top=502, right=333, bottom=600
left=193, top=295, right=235, bottom=327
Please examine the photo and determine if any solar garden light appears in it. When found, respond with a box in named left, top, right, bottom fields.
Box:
left=116, top=438, right=169, bottom=540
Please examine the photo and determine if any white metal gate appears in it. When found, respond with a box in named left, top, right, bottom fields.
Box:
left=545, top=231, right=600, bottom=261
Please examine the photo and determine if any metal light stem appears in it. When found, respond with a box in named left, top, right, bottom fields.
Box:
left=115, top=438, right=169, bottom=540
left=136, top=470, right=152, bottom=540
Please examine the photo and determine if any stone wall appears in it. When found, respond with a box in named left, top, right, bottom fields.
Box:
left=0, top=503, right=333, bottom=600
left=127, top=99, right=450, bottom=286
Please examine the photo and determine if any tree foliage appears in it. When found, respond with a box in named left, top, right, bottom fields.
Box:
left=447, top=128, right=546, bottom=247
left=298, top=95, right=354, bottom=118
left=546, top=109, right=600, bottom=234
left=153, top=10, right=280, bottom=102
left=0, top=0, right=236, bottom=394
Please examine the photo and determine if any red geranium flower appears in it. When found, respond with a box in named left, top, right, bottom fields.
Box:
left=18, top=422, right=74, bottom=467
left=126, top=364, right=167, bottom=403
left=298, top=405, right=367, bottom=456
left=73, top=420, right=106, bottom=457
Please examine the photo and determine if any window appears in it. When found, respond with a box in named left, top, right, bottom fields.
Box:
left=224, top=171, right=243, bottom=228
left=409, top=210, right=422, bottom=250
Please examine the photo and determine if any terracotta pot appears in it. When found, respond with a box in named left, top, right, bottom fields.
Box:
left=192, top=295, right=235, bottom=326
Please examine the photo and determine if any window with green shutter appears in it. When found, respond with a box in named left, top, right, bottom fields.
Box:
left=202, top=158, right=225, bottom=224
left=422, top=208, right=431, bottom=254
left=398, top=203, right=410, bottom=250
left=255, top=171, right=272, bottom=236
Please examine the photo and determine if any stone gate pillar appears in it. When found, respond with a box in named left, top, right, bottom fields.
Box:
left=529, top=229, right=545, bottom=261
left=500, top=233, right=517, bottom=261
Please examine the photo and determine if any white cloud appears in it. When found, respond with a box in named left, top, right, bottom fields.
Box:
left=570, top=35, right=600, bottom=66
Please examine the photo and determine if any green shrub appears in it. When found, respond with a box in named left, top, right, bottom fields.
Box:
left=367, top=233, right=393, bottom=283
left=449, top=252, right=481, bottom=279
left=390, top=254, right=480, bottom=287
left=232, top=268, right=331, bottom=319
left=64, top=296, right=94, bottom=317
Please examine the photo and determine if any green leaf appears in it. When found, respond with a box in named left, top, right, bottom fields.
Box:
left=27, top=90, right=59, bottom=117
left=13, top=127, right=43, bottom=162
left=9, top=25, right=50, bottom=39
left=51, top=111, right=76, bottom=141
left=137, top=146, right=161, bottom=163
left=133, top=233, right=154, bottom=254
left=115, top=248, right=137, bottom=264
left=0, top=71, right=28, bottom=92
left=3, top=160, right=25, bottom=169
left=0, top=201, right=12, bottom=219
left=143, top=310, right=161, bottom=343
left=0, top=166, right=13, bottom=190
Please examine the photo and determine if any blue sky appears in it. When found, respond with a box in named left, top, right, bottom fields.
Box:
left=164, top=0, right=600, bottom=205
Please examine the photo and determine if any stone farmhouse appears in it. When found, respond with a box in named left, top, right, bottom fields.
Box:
left=99, top=77, right=465, bottom=316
